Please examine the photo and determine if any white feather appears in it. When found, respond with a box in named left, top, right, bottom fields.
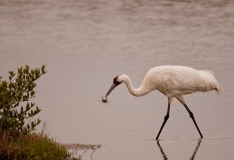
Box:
left=117, top=65, right=220, bottom=97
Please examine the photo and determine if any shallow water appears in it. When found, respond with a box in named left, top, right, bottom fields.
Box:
left=1, top=0, right=234, bottom=159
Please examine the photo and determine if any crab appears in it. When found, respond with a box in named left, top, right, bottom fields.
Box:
left=100, top=96, right=110, bottom=105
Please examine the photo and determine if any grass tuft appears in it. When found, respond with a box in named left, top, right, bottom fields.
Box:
left=0, top=130, right=73, bottom=160
left=0, top=123, right=100, bottom=160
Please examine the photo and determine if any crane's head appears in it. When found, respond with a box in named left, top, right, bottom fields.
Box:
left=105, top=74, right=124, bottom=97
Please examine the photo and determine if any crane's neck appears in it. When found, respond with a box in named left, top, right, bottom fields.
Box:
left=123, top=75, right=152, bottom=97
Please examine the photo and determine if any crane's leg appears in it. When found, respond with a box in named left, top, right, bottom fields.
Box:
left=176, top=95, right=203, bottom=139
left=183, top=104, right=203, bottom=138
left=156, top=97, right=173, bottom=140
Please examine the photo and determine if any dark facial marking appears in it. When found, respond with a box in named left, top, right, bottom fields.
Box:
left=113, top=76, right=118, bottom=82
left=113, top=75, right=122, bottom=85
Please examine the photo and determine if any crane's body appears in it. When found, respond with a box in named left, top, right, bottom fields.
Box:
left=122, top=65, right=220, bottom=97
left=104, top=65, right=220, bottom=140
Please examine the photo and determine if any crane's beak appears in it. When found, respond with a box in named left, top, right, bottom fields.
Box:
left=105, top=83, right=117, bottom=97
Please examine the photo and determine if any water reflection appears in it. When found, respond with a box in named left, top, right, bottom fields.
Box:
left=157, top=141, right=168, bottom=160
left=157, top=140, right=202, bottom=160
left=190, top=140, right=202, bottom=160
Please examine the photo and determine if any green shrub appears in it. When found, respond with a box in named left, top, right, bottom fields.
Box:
left=0, top=65, right=46, bottom=134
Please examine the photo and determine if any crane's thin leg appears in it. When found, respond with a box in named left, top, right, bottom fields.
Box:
left=183, top=104, right=203, bottom=138
left=156, top=104, right=170, bottom=140
left=156, top=97, right=173, bottom=140
left=176, top=95, right=203, bottom=139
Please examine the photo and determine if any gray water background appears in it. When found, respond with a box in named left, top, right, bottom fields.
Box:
left=0, top=0, right=234, bottom=159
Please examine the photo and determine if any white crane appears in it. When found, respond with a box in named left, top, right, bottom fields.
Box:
left=104, top=65, right=220, bottom=140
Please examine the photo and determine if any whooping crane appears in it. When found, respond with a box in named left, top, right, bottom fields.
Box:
left=104, top=65, right=220, bottom=140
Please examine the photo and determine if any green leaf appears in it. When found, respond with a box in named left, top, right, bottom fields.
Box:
left=37, top=119, right=41, bottom=124
left=26, top=102, right=30, bottom=110
left=31, top=91, right=35, bottom=96
left=14, top=103, right=19, bottom=108
left=31, top=103, right=35, bottom=107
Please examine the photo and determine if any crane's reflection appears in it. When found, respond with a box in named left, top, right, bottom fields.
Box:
left=157, top=140, right=168, bottom=160
left=157, top=139, right=202, bottom=160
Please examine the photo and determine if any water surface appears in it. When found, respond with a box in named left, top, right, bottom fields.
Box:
left=0, top=0, right=234, bottom=159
